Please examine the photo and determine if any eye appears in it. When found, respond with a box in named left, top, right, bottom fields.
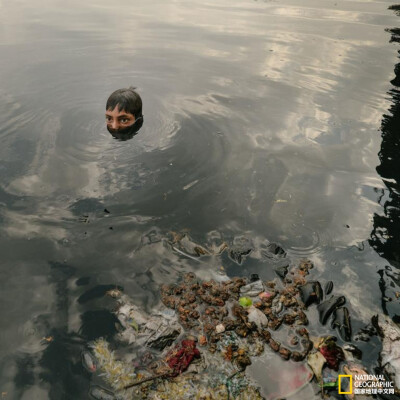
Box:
left=106, top=116, right=112, bottom=122
left=121, top=118, right=129, bottom=124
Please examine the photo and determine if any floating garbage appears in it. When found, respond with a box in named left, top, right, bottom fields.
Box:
left=307, top=351, right=326, bottom=383
left=342, top=344, right=362, bottom=360
left=174, top=234, right=210, bottom=257
left=240, top=280, right=265, bottom=298
left=165, top=339, right=201, bottom=376
left=317, top=336, right=344, bottom=371
left=261, top=242, right=287, bottom=259
left=115, top=294, right=181, bottom=350
left=317, top=295, right=346, bottom=325
left=239, top=297, right=253, bottom=307
left=342, top=363, right=375, bottom=400
left=167, top=232, right=212, bottom=259
left=321, top=367, right=338, bottom=388
left=248, top=355, right=313, bottom=400
left=160, top=260, right=315, bottom=362
left=375, top=314, right=400, bottom=390
left=82, top=350, right=97, bottom=373
left=258, top=292, right=273, bottom=300
left=148, top=372, right=263, bottom=399
left=91, top=338, right=137, bottom=391
left=84, top=256, right=367, bottom=399
left=324, top=281, right=333, bottom=296
left=228, top=235, right=254, bottom=264
left=354, top=321, right=377, bottom=342
left=274, top=265, right=288, bottom=279
left=332, top=306, right=352, bottom=341
left=299, top=281, right=322, bottom=308
left=306, top=336, right=345, bottom=392
left=247, top=306, right=269, bottom=329
left=89, top=385, right=115, bottom=400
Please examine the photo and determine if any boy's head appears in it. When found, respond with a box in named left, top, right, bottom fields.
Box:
left=105, top=87, right=143, bottom=135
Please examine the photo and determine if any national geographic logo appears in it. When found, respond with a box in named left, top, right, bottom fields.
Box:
left=338, top=375, right=352, bottom=395
left=338, top=374, right=394, bottom=395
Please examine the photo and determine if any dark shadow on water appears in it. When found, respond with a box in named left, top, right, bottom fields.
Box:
left=79, top=309, right=120, bottom=341
left=10, top=261, right=121, bottom=399
left=369, top=7, right=400, bottom=319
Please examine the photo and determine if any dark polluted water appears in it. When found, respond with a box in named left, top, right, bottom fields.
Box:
left=0, top=0, right=400, bottom=398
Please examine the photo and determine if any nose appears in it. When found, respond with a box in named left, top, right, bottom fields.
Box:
left=111, top=120, right=120, bottom=130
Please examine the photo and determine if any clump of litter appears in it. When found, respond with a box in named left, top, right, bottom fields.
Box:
left=91, top=338, right=137, bottom=391
left=146, top=373, right=262, bottom=400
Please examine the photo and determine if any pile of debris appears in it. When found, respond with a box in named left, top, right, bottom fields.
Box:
left=160, top=260, right=314, bottom=362
left=81, top=252, right=400, bottom=399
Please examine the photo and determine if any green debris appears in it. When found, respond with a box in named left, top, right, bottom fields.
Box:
left=239, top=297, right=253, bottom=307
left=128, top=318, right=139, bottom=331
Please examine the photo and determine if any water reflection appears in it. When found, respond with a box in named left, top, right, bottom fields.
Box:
left=369, top=11, right=400, bottom=319
left=0, top=0, right=400, bottom=397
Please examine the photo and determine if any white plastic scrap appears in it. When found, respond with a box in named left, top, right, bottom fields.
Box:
left=379, top=316, right=400, bottom=389
left=240, top=281, right=264, bottom=298
left=116, top=295, right=181, bottom=347
left=247, top=306, right=268, bottom=329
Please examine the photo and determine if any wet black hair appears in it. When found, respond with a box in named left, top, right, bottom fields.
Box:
left=106, top=87, right=142, bottom=118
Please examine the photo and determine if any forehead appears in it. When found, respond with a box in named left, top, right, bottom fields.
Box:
left=105, top=106, right=134, bottom=117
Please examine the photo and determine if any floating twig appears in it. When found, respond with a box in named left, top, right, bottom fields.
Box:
left=124, top=372, right=171, bottom=389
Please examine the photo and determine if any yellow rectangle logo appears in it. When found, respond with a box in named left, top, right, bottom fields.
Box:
left=338, top=375, right=352, bottom=394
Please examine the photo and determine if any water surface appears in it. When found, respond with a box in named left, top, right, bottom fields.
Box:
left=0, top=0, right=400, bottom=398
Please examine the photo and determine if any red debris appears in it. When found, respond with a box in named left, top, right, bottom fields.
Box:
left=319, top=341, right=344, bottom=371
left=165, top=339, right=200, bottom=376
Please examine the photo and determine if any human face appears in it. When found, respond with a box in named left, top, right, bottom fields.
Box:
left=105, top=106, right=135, bottom=132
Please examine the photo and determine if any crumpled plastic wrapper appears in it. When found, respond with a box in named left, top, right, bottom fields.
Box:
left=377, top=315, right=400, bottom=390
left=116, top=295, right=181, bottom=350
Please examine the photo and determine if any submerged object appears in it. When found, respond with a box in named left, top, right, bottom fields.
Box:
left=178, top=235, right=210, bottom=257
left=259, top=292, right=273, bottom=300
left=318, top=337, right=344, bottom=371
left=321, top=368, right=338, bottom=388
left=262, top=243, right=287, bottom=259
left=247, top=306, right=269, bottom=329
left=89, top=385, right=115, bottom=400
left=259, top=358, right=313, bottom=400
left=91, top=338, right=137, bottom=390
left=82, top=350, right=97, bottom=372
left=168, top=232, right=210, bottom=260
left=240, top=280, right=264, bottom=297
left=376, top=315, right=400, bottom=389
left=342, top=363, right=374, bottom=399
left=250, top=273, right=260, bottom=282
left=229, top=236, right=253, bottom=264
left=299, top=281, right=323, bottom=308
left=317, top=295, right=346, bottom=325
left=307, top=351, right=326, bottom=383
left=332, top=307, right=352, bottom=342
left=274, top=265, right=288, bottom=280
left=324, top=281, right=333, bottom=296
left=343, top=344, right=362, bottom=360
left=116, top=295, right=181, bottom=349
